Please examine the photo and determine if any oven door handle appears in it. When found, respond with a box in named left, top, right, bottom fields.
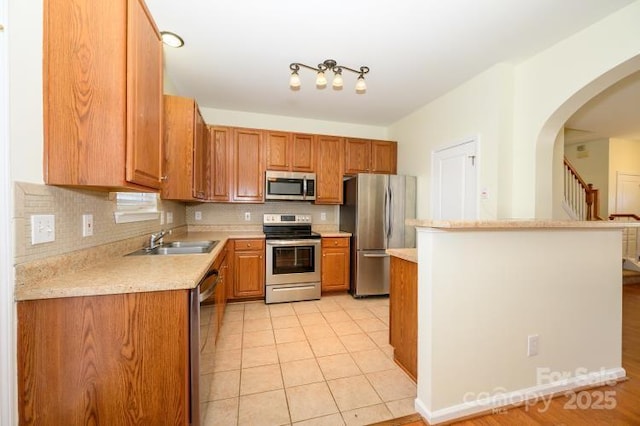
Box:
left=266, top=240, right=321, bottom=246
left=272, top=285, right=318, bottom=292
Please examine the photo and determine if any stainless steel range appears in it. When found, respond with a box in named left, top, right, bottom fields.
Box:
left=263, top=214, right=321, bottom=304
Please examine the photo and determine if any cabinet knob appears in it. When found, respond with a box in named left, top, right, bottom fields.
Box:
left=160, top=175, right=168, bottom=182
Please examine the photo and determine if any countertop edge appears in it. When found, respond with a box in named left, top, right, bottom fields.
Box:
left=386, top=248, right=417, bottom=263
left=406, top=219, right=638, bottom=229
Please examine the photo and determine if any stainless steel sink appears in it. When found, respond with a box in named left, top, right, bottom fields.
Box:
left=127, top=240, right=218, bottom=256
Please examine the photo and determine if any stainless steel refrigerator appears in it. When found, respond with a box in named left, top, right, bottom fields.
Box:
left=340, top=173, right=417, bottom=297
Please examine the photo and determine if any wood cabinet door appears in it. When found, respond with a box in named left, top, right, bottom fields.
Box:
left=389, top=256, right=417, bottom=381
left=291, top=133, right=315, bottom=172
left=321, top=246, right=350, bottom=291
left=210, top=126, right=232, bottom=201
left=371, top=141, right=397, bottom=174
left=125, top=0, right=163, bottom=189
left=44, top=0, right=130, bottom=188
left=161, top=96, right=194, bottom=200
left=233, top=128, right=265, bottom=202
left=344, top=138, right=371, bottom=174
left=265, top=131, right=290, bottom=171
left=315, top=136, right=344, bottom=204
left=192, top=107, right=208, bottom=199
left=233, top=249, right=265, bottom=298
left=17, top=291, right=190, bottom=424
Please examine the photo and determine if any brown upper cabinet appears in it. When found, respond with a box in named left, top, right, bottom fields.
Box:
left=344, top=138, right=397, bottom=175
left=43, top=0, right=163, bottom=191
left=209, top=126, right=233, bottom=202
left=315, top=136, right=344, bottom=204
left=265, top=131, right=316, bottom=172
left=233, top=128, right=265, bottom=202
left=162, top=95, right=209, bottom=201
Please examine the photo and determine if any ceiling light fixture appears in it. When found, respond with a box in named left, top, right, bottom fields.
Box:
left=160, top=31, right=184, bottom=48
left=289, top=59, right=369, bottom=94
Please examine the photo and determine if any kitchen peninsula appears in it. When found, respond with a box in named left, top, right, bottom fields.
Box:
left=399, top=219, right=632, bottom=424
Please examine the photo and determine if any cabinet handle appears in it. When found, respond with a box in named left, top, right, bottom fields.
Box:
left=160, top=175, right=168, bottom=182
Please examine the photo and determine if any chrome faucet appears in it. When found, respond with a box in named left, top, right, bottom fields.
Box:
left=149, top=230, right=167, bottom=250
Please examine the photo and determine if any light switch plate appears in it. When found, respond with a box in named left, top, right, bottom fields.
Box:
left=167, top=212, right=173, bottom=224
left=31, top=214, right=55, bottom=244
left=82, top=214, right=93, bottom=237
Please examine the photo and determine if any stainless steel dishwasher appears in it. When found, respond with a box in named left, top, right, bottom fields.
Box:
left=190, top=267, right=219, bottom=425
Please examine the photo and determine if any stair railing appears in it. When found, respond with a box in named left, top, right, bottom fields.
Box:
left=563, top=157, right=602, bottom=220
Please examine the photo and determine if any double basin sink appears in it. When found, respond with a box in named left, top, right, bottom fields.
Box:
left=127, top=240, right=219, bottom=256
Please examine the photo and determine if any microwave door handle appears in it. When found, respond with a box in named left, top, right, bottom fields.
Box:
left=303, top=178, right=307, bottom=201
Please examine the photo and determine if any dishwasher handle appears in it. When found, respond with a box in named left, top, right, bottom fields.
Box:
left=199, top=269, right=220, bottom=303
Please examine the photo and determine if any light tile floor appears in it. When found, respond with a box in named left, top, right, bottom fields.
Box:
left=200, top=293, right=417, bottom=426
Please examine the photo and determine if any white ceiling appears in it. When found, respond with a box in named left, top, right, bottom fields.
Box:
left=565, top=70, right=640, bottom=142
left=145, top=0, right=635, bottom=127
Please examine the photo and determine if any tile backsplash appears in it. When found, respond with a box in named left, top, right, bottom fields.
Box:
left=14, top=183, right=340, bottom=265
left=14, top=182, right=187, bottom=265
left=185, top=201, right=339, bottom=227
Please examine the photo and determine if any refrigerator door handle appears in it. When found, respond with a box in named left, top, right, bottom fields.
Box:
left=363, top=253, right=390, bottom=258
left=383, top=185, right=389, bottom=242
left=388, top=187, right=393, bottom=239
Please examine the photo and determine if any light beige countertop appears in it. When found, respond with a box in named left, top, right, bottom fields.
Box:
left=406, top=219, right=637, bottom=229
left=386, top=248, right=417, bottom=263
left=317, top=231, right=352, bottom=237
left=15, top=231, right=264, bottom=302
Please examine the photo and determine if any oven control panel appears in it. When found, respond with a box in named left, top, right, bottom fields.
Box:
left=263, top=214, right=312, bottom=224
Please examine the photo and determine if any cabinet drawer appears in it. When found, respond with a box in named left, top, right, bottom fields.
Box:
left=322, top=237, right=349, bottom=248
left=234, top=239, right=265, bottom=251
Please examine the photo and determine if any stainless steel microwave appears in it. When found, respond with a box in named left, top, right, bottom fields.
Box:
left=265, top=171, right=316, bottom=201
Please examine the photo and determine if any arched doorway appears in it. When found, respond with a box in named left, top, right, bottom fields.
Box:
left=533, top=54, right=640, bottom=219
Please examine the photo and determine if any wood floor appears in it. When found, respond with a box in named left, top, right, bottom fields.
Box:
left=376, top=283, right=640, bottom=426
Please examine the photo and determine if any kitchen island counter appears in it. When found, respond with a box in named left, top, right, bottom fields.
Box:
left=15, top=230, right=264, bottom=301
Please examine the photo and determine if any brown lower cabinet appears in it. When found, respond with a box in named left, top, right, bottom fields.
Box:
left=321, top=237, right=350, bottom=292
left=228, top=239, right=265, bottom=300
left=389, top=255, right=418, bottom=382
left=18, top=290, right=191, bottom=425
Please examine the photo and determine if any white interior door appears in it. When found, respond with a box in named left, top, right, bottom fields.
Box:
left=616, top=173, right=640, bottom=214
left=431, top=139, right=478, bottom=220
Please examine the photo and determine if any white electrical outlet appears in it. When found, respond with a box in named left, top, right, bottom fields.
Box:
left=31, top=214, right=55, bottom=244
left=195, top=211, right=202, bottom=221
left=82, top=214, right=94, bottom=237
left=244, top=212, right=251, bottom=221
left=167, top=212, right=174, bottom=224
left=527, top=334, right=539, bottom=357
left=320, top=212, right=327, bottom=221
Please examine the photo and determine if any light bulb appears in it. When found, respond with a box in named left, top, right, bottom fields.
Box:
left=160, top=31, right=185, bottom=48
left=316, top=71, right=327, bottom=88
left=355, top=76, right=367, bottom=94
left=332, top=72, right=343, bottom=90
left=289, top=72, right=301, bottom=89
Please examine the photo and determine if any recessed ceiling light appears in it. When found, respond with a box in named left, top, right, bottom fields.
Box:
left=160, top=31, right=184, bottom=48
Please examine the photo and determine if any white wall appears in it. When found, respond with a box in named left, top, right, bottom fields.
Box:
left=515, top=1, right=640, bottom=219
left=388, top=63, right=514, bottom=220
left=200, top=107, right=388, bottom=140
left=1, top=1, right=17, bottom=424
left=9, top=0, right=43, bottom=185
left=416, top=226, right=623, bottom=423
left=609, top=138, right=640, bottom=213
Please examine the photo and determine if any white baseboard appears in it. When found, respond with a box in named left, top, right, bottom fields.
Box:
left=414, top=367, right=625, bottom=424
